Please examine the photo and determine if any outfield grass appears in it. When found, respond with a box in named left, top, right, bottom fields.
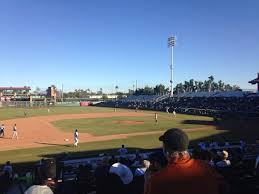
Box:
left=0, top=106, right=120, bottom=120
left=52, top=114, right=214, bottom=136
left=0, top=129, right=226, bottom=164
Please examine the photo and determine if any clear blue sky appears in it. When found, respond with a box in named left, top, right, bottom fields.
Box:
left=0, top=0, right=258, bottom=92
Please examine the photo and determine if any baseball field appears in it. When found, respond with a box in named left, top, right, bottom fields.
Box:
left=0, top=106, right=258, bottom=164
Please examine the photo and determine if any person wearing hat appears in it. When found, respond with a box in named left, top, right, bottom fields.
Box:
left=145, top=128, right=228, bottom=194
left=109, top=162, right=133, bottom=185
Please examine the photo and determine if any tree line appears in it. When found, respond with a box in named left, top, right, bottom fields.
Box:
left=133, top=76, right=240, bottom=95
left=174, top=76, right=240, bottom=94
left=34, top=76, right=241, bottom=98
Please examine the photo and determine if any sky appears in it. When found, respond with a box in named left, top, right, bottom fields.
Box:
left=0, top=0, right=258, bottom=93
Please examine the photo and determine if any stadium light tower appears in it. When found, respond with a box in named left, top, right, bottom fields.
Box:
left=168, top=35, right=176, bottom=97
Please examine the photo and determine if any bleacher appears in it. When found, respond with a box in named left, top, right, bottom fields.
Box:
left=121, top=95, right=160, bottom=102
left=1, top=141, right=259, bottom=194
left=174, top=91, right=253, bottom=98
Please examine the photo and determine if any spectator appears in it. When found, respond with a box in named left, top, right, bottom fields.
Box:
left=198, top=141, right=206, bottom=150
left=209, top=141, right=219, bottom=149
left=145, top=128, right=228, bottom=194
left=106, top=173, right=124, bottom=194
left=109, top=162, right=133, bottom=185
left=144, top=151, right=167, bottom=194
left=118, top=145, right=128, bottom=155
left=216, top=150, right=231, bottom=168
left=76, top=164, right=94, bottom=194
left=131, top=151, right=142, bottom=167
left=3, top=161, right=13, bottom=178
left=109, top=155, right=117, bottom=165
left=135, top=160, right=150, bottom=176
left=95, top=157, right=110, bottom=194
left=225, top=142, right=230, bottom=147
left=0, top=171, right=11, bottom=193
left=24, top=165, right=53, bottom=194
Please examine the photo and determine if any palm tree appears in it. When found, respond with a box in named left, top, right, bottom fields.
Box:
left=218, top=80, right=225, bottom=91
left=208, top=76, right=214, bottom=92
left=194, top=81, right=199, bottom=92
left=189, top=79, right=195, bottom=92
left=198, top=81, right=204, bottom=92
left=183, top=81, right=189, bottom=92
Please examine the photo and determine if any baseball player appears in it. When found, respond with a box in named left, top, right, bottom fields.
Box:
left=74, top=129, right=79, bottom=147
left=0, top=124, right=5, bottom=137
left=155, top=113, right=158, bottom=123
left=173, top=110, right=176, bottom=117
left=166, top=107, right=170, bottom=114
left=12, top=124, right=18, bottom=140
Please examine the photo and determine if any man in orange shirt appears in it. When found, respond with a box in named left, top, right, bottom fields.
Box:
left=145, top=128, right=229, bottom=194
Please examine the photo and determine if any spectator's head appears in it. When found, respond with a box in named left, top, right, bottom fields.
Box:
left=217, top=150, right=229, bottom=160
left=159, top=128, right=189, bottom=161
left=142, top=160, right=150, bottom=168
left=121, top=145, right=125, bottom=148
left=6, top=161, right=11, bottom=166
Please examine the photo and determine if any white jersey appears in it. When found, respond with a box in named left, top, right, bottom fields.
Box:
left=74, top=132, right=79, bottom=139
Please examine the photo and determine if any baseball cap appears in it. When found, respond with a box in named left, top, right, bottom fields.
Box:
left=159, top=128, right=189, bottom=151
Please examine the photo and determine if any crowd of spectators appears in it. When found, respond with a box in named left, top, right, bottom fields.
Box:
left=1, top=128, right=259, bottom=194
left=98, top=91, right=259, bottom=118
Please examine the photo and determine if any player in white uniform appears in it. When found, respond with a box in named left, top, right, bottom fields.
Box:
left=155, top=113, right=158, bottom=123
left=12, top=124, right=18, bottom=139
left=74, top=129, right=79, bottom=146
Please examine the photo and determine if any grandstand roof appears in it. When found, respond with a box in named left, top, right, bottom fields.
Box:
left=0, top=86, right=31, bottom=91
left=248, top=73, right=259, bottom=84
left=249, top=78, right=259, bottom=84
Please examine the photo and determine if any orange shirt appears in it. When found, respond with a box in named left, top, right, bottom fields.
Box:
left=146, top=158, right=228, bottom=194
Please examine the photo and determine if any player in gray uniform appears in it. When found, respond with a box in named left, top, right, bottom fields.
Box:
left=12, top=124, right=18, bottom=139
left=74, top=129, right=79, bottom=146
left=155, top=113, right=158, bottom=123
left=0, top=124, right=5, bottom=137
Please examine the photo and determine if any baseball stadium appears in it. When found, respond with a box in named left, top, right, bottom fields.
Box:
left=1, top=1, right=259, bottom=194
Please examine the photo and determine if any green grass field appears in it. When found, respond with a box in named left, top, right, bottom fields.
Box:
left=0, top=130, right=227, bottom=164
left=0, top=106, right=120, bottom=121
left=0, top=106, right=258, bottom=165
left=52, top=114, right=213, bottom=136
